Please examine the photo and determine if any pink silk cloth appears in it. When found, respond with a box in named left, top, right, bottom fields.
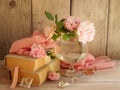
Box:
left=9, top=31, right=56, bottom=56
left=61, top=54, right=116, bottom=70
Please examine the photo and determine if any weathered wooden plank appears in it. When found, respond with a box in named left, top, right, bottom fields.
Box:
left=0, top=60, right=120, bottom=89
left=0, top=0, right=32, bottom=59
left=71, top=0, right=109, bottom=56
left=107, top=0, right=120, bottom=59
left=0, top=82, right=120, bottom=90
left=32, top=0, right=70, bottom=32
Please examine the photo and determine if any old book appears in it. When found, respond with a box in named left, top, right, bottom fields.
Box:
left=9, top=59, right=60, bottom=85
left=5, top=54, right=60, bottom=85
left=5, top=54, right=52, bottom=73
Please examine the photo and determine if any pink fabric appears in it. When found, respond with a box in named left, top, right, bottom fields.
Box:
left=61, top=54, right=116, bottom=71
left=10, top=66, right=19, bottom=88
left=9, top=31, right=56, bottom=56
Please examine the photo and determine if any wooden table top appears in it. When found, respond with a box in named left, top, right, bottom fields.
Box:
left=0, top=60, right=120, bottom=90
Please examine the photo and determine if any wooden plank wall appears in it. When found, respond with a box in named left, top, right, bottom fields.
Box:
left=107, top=0, right=120, bottom=59
left=32, top=0, right=70, bottom=32
left=0, top=0, right=32, bottom=59
left=72, top=0, right=109, bottom=56
left=0, top=0, right=120, bottom=59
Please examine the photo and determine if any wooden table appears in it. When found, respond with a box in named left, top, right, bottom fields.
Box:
left=0, top=60, right=120, bottom=90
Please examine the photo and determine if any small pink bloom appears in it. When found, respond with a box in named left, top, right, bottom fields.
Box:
left=48, top=72, right=61, bottom=81
left=64, top=16, right=80, bottom=31
left=30, top=44, right=47, bottom=58
left=77, top=21, right=96, bottom=43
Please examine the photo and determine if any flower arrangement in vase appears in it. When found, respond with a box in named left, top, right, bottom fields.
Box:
left=44, top=11, right=96, bottom=81
left=44, top=11, right=96, bottom=64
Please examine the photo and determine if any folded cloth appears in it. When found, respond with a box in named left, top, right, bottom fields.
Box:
left=9, top=31, right=57, bottom=56
left=61, top=54, right=116, bottom=71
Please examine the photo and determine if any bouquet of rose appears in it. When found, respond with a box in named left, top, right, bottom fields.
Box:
left=44, top=11, right=96, bottom=44
left=44, top=11, right=97, bottom=76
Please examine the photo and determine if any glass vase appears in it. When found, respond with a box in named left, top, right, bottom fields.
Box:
left=57, top=38, right=88, bottom=82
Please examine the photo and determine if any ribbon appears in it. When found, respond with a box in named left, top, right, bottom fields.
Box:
left=10, top=66, right=19, bottom=88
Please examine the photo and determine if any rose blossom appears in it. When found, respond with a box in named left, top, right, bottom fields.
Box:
left=48, top=72, right=61, bottom=81
left=64, top=16, right=80, bottom=31
left=77, top=21, right=96, bottom=44
left=30, top=43, right=47, bottom=58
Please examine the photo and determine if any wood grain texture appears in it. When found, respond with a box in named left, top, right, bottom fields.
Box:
left=0, top=60, right=120, bottom=90
left=71, top=0, right=109, bottom=56
left=107, top=0, right=120, bottom=59
left=0, top=0, right=32, bottom=59
left=32, top=0, right=70, bottom=32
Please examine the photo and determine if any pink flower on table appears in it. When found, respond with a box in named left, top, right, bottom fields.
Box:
left=77, top=21, right=96, bottom=44
left=30, top=44, right=47, bottom=58
left=48, top=72, right=61, bottom=81
left=64, top=16, right=80, bottom=31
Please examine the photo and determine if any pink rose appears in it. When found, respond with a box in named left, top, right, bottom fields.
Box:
left=30, top=44, right=47, bottom=58
left=64, top=16, right=80, bottom=31
left=48, top=72, right=61, bottom=81
left=77, top=21, right=96, bottom=43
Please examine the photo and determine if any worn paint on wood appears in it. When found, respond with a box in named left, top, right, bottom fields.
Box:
left=0, top=0, right=32, bottom=59
left=107, top=0, right=120, bottom=59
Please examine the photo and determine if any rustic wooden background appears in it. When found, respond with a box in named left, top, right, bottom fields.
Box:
left=0, top=0, right=120, bottom=59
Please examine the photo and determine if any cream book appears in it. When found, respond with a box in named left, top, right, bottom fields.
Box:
left=5, top=54, right=60, bottom=85
left=5, top=54, right=52, bottom=73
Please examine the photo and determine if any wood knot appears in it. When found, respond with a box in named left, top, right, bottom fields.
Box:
left=9, top=0, right=17, bottom=7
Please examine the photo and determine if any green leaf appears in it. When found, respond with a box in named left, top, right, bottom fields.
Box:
left=45, top=11, right=54, bottom=21
left=69, top=31, right=76, bottom=37
left=63, top=34, right=71, bottom=40
left=57, top=19, right=65, bottom=27
left=60, top=19, right=65, bottom=22
left=58, top=27, right=69, bottom=33
left=51, top=34, right=60, bottom=40
left=62, top=32, right=76, bottom=40
left=57, top=21, right=63, bottom=28
left=46, top=51, right=52, bottom=56
left=55, top=14, right=58, bottom=24
left=50, top=55, right=56, bottom=59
